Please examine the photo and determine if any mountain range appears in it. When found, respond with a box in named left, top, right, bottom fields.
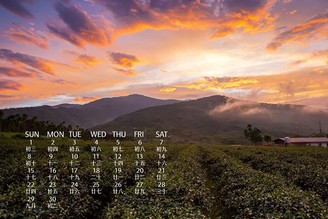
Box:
left=1, top=94, right=179, bottom=129
left=93, top=95, right=328, bottom=143
left=2, top=94, right=328, bottom=143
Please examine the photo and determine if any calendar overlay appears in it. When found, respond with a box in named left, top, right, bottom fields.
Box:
left=24, top=130, right=169, bottom=211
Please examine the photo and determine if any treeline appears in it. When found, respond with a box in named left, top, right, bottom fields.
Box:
left=0, top=110, right=86, bottom=135
left=244, top=124, right=272, bottom=145
left=0, top=111, right=134, bottom=140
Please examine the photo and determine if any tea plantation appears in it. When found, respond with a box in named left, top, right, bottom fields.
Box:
left=0, top=133, right=327, bottom=218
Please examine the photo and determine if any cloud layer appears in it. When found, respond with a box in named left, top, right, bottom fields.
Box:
left=267, top=12, right=328, bottom=50
left=0, top=67, right=36, bottom=78
left=7, top=23, right=49, bottom=49
left=0, top=0, right=34, bottom=19
left=0, top=49, right=56, bottom=75
left=1, top=0, right=328, bottom=108
left=166, top=67, right=328, bottom=103
left=48, top=2, right=110, bottom=47
left=0, top=80, right=22, bottom=91
left=95, top=0, right=277, bottom=40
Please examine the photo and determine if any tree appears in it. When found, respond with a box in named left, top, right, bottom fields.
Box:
left=0, top=110, right=3, bottom=132
left=244, top=124, right=263, bottom=145
left=20, top=114, right=28, bottom=132
left=0, top=112, right=80, bottom=134
left=264, top=135, right=272, bottom=144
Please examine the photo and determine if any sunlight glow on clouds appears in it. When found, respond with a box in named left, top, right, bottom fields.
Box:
left=0, top=0, right=327, bottom=107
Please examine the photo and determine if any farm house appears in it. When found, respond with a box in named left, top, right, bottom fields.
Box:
left=274, top=137, right=328, bottom=147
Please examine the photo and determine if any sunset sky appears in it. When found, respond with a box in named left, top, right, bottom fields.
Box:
left=0, top=0, right=328, bottom=108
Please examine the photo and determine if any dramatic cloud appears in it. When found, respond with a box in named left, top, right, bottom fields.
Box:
left=48, top=2, right=110, bottom=47
left=0, top=49, right=56, bottom=75
left=0, top=67, right=36, bottom=78
left=109, top=52, right=140, bottom=68
left=0, top=0, right=34, bottom=19
left=1, top=0, right=328, bottom=108
left=47, top=24, right=85, bottom=47
left=267, top=12, right=328, bottom=50
left=0, top=80, right=22, bottom=90
left=95, top=0, right=277, bottom=40
left=76, top=54, right=100, bottom=66
left=6, top=23, right=49, bottom=49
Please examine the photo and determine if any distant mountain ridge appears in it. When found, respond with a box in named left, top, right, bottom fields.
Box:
left=2, top=94, right=179, bottom=129
left=93, top=95, right=328, bottom=143
left=3, top=94, right=328, bottom=143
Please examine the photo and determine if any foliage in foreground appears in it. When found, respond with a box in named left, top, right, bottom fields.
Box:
left=200, top=146, right=328, bottom=218
left=0, top=134, right=328, bottom=218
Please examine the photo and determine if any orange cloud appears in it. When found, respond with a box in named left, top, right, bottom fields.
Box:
left=74, top=96, right=99, bottom=103
left=110, top=52, right=140, bottom=68
left=109, top=52, right=140, bottom=76
left=290, top=48, right=328, bottom=66
left=113, top=67, right=136, bottom=76
left=0, top=49, right=56, bottom=75
left=160, top=87, right=176, bottom=93
left=267, top=12, right=328, bottom=50
left=7, top=23, right=49, bottom=49
left=178, top=77, right=259, bottom=91
left=0, top=80, right=22, bottom=90
left=95, top=0, right=278, bottom=41
left=0, top=66, right=36, bottom=78
left=0, top=95, right=14, bottom=99
left=76, top=54, right=101, bottom=67
left=171, top=67, right=328, bottom=103
left=0, top=49, right=75, bottom=76
left=211, top=26, right=236, bottom=39
left=49, top=78, right=79, bottom=86
left=312, top=49, right=328, bottom=58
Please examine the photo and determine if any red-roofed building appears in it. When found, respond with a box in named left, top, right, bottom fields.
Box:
left=274, top=137, right=328, bottom=147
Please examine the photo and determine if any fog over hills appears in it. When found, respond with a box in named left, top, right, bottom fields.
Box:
left=93, top=95, right=328, bottom=143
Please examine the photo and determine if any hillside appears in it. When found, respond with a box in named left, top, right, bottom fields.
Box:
left=93, top=95, right=328, bottom=143
left=1, top=94, right=179, bottom=129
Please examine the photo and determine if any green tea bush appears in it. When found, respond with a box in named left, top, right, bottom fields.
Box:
left=201, top=147, right=328, bottom=218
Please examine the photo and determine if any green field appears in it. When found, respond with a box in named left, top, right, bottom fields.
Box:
left=0, top=133, right=327, bottom=218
